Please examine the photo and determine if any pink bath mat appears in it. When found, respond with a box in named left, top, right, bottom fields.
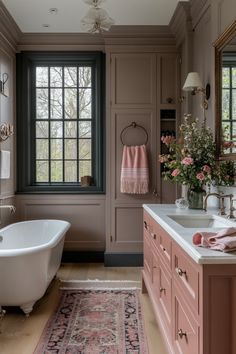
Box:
left=34, top=284, right=149, bottom=354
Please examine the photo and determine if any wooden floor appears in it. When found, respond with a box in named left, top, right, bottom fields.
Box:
left=0, top=264, right=168, bottom=354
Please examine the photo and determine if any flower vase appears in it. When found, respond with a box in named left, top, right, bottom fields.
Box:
left=187, top=188, right=206, bottom=209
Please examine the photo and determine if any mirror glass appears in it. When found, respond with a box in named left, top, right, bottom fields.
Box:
left=215, top=20, right=236, bottom=159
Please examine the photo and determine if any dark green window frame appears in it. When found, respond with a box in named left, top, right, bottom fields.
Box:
left=16, top=52, right=105, bottom=193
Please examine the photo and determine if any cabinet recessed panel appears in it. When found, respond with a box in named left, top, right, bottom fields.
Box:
left=112, top=54, right=155, bottom=106
left=112, top=110, right=156, bottom=202
left=111, top=207, right=143, bottom=252
left=160, top=55, right=177, bottom=105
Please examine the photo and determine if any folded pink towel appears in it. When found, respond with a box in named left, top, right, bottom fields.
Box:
left=193, top=227, right=236, bottom=252
left=120, top=145, right=149, bottom=194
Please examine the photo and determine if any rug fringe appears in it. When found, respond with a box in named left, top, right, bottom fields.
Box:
left=59, top=279, right=141, bottom=290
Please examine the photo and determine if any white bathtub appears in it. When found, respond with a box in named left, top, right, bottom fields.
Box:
left=0, top=219, right=70, bottom=315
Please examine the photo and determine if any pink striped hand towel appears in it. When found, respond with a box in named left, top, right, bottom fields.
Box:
left=120, top=144, right=149, bottom=194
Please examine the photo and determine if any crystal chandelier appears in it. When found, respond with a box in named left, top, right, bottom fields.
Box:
left=81, top=0, right=114, bottom=33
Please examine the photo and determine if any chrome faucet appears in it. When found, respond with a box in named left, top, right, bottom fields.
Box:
left=0, top=205, right=16, bottom=214
left=203, top=192, right=233, bottom=217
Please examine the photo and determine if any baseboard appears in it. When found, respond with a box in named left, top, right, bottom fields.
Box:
left=62, top=251, right=104, bottom=263
left=104, top=252, right=143, bottom=267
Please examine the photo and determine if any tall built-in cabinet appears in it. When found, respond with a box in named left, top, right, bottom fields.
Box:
left=105, top=46, right=180, bottom=264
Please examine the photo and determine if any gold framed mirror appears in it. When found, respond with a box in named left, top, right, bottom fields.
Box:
left=214, top=19, right=236, bottom=160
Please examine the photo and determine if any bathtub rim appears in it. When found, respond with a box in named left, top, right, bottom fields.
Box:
left=0, top=219, right=71, bottom=257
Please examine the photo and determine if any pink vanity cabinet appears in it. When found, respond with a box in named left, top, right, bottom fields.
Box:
left=142, top=210, right=236, bottom=354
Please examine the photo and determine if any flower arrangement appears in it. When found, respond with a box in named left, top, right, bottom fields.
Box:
left=159, top=114, right=235, bottom=191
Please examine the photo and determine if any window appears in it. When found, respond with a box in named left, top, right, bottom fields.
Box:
left=221, top=55, right=236, bottom=153
left=17, top=52, right=104, bottom=193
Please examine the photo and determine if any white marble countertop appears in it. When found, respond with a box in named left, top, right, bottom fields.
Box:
left=143, top=204, right=236, bottom=264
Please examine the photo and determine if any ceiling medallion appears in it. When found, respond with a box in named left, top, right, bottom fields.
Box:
left=81, top=0, right=114, bottom=33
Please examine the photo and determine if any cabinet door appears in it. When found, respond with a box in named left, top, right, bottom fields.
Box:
left=159, top=54, right=178, bottom=105
left=173, top=242, right=200, bottom=314
left=109, top=206, right=144, bottom=252
left=111, top=53, right=156, bottom=108
left=173, top=285, right=199, bottom=354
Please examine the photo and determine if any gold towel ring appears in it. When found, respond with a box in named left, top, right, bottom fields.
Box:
left=120, top=122, right=148, bottom=146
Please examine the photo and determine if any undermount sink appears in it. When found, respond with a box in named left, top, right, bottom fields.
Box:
left=167, top=214, right=235, bottom=228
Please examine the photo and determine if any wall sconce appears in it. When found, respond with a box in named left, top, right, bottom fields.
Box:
left=0, top=73, right=9, bottom=97
left=0, top=123, right=13, bottom=142
left=183, top=72, right=210, bottom=124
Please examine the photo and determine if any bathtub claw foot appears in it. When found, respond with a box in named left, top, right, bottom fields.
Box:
left=20, top=302, right=35, bottom=316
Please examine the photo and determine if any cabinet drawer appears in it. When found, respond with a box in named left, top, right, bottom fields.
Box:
left=154, top=222, right=172, bottom=269
left=173, top=285, right=199, bottom=354
left=173, top=242, right=199, bottom=313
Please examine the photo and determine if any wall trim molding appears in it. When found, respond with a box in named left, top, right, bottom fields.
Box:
left=104, top=252, right=143, bottom=267
left=190, top=0, right=211, bottom=30
left=169, top=2, right=192, bottom=47
left=17, top=26, right=176, bottom=51
left=0, top=1, right=21, bottom=51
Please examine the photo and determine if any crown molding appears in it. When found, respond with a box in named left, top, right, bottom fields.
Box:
left=169, top=1, right=192, bottom=47
left=103, top=25, right=176, bottom=46
left=190, top=0, right=211, bottom=30
left=16, top=26, right=176, bottom=51
left=0, top=0, right=21, bottom=51
left=17, top=33, right=105, bottom=52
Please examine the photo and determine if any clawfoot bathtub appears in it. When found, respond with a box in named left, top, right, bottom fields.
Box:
left=0, top=219, right=70, bottom=315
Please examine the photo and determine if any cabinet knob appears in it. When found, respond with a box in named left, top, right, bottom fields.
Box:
left=151, top=233, right=157, bottom=240
left=176, top=267, right=187, bottom=277
left=178, top=329, right=187, bottom=339
left=144, top=221, right=148, bottom=230
left=160, top=287, right=166, bottom=293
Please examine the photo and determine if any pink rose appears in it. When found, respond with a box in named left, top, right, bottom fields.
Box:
left=161, top=135, right=175, bottom=145
left=203, top=165, right=211, bottom=173
left=181, top=157, right=193, bottom=165
left=196, top=172, right=205, bottom=181
left=172, top=169, right=180, bottom=177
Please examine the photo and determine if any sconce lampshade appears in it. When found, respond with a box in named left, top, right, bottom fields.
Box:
left=182, top=72, right=203, bottom=91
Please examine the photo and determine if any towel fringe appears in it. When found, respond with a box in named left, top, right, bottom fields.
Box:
left=121, top=180, right=149, bottom=194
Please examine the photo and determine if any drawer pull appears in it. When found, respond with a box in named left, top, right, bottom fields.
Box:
left=160, top=287, right=166, bottom=293
left=176, top=267, right=187, bottom=277
left=163, top=247, right=166, bottom=252
left=144, top=221, right=148, bottom=230
left=178, top=329, right=187, bottom=339
left=152, top=233, right=157, bottom=240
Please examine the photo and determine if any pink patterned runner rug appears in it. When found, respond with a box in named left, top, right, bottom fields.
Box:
left=34, top=282, right=149, bottom=354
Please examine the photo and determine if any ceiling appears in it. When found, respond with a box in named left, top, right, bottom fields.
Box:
left=2, top=0, right=189, bottom=33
